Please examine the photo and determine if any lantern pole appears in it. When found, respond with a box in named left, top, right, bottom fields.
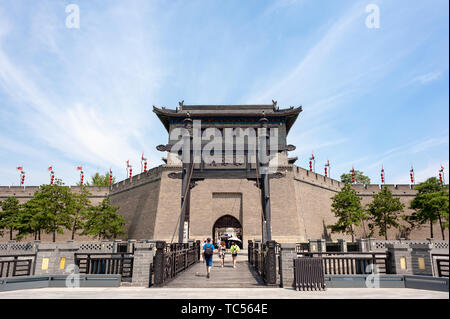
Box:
left=351, top=166, right=355, bottom=184
left=325, top=160, right=330, bottom=178
left=309, top=152, right=315, bottom=172
left=410, top=165, right=415, bottom=186
left=439, top=165, right=445, bottom=184
left=48, top=166, right=55, bottom=185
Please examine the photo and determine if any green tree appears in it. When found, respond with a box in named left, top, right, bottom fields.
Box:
left=410, top=177, right=449, bottom=239
left=68, top=186, right=92, bottom=240
left=82, top=197, right=126, bottom=240
left=327, top=184, right=367, bottom=241
left=340, top=170, right=371, bottom=184
left=32, top=179, right=74, bottom=242
left=79, top=172, right=116, bottom=187
left=367, top=186, right=405, bottom=240
left=15, top=197, right=47, bottom=240
left=0, top=197, right=20, bottom=240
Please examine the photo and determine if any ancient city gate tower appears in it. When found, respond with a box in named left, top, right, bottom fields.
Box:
left=153, top=102, right=302, bottom=244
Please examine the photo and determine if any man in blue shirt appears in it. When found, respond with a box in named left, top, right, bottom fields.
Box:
left=202, top=238, right=215, bottom=278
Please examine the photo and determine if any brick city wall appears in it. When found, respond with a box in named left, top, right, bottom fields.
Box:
left=1, top=164, right=448, bottom=243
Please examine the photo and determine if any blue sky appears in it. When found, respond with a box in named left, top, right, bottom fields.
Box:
left=0, top=0, right=448, bottom=186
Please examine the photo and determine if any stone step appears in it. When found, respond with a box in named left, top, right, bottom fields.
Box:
left=160, top=258, right=269, bottom=288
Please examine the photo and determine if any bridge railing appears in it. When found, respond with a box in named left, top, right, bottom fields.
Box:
left=74, top=253, right=134, bottom=282
left=0, top=254, right=35, bottom=278
left=153, top=240, right=200, bottom=286
left=297, top=252, right=389, bottom=275
left=248, top=240, right=277, bottom=286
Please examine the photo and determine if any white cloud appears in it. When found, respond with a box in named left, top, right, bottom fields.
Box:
left=410, top=71, right=443, bottom=85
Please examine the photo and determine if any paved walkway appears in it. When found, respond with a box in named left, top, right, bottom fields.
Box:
left=0, top=287, right=447, bottom=299
left=163, top=252, right=266, bottom=288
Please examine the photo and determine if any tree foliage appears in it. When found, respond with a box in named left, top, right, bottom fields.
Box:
left=31, top=179, right=74, bottom=242
left=1, top=188, right=127, bottom=241
left=409, top=177, right=449, bottom=239
left=327, top=184, right=367, bottom=241
left=340, top=170, right=371, bottom=184
left=367, top=186, right=405, bottom=240
left=0, top=197, right=20, bottom=239
left=68, top=186, right=92, bottom=240
left=79, top=172, right=116, bottom=187
left=81, top=197, right=126, bottom=240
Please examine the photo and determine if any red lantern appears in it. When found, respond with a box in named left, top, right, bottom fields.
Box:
left=351, top=167, right=355, bottom=184
left=309, top=161, right=312, bottom=172
left=129, top=167, right=133, bottom=179
left=80, top=174, right=84, bottom=185
left=144, top=161, right=147, bottom=172
left=324, top=167, right=327, bottom=177
left=21, top=173, right=25, bottom=185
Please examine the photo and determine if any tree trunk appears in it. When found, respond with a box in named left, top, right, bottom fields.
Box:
left=9, top=227, right=13, bottom=240
left=350, top=225, right=354, bottom=242
left=34, top=232, right=37, bottom=240
left=53, top=220, right=56, bottom=242
left=384, top=216, right=388, bottom=240
left=72, top=223, right=76, bottom=240
left=362, top=220, right=367, bottom=238
left=430, top=219, right=434, bottom=239
left=38, top=230, right=41, bottom=240
left=438, top=215, right=445, bottom=240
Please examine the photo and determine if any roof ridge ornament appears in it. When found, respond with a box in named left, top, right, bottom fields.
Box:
left=272, top=100, right=278, bottom=111
left=178, top=100, right=184, bottom=111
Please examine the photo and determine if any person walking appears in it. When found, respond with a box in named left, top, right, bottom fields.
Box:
left=200, top=239, right=206, bottom=262
left=230, top=242, right=240, bottom=268
left=217, top=241, right=226, bottom=267
left=203, top=238, right=215, bottom=278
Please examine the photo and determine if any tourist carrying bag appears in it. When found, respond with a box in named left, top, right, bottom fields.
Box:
left=204, top=244, right=213, bottom=257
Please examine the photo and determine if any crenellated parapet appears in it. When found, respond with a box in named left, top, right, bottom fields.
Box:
left=352, top=184, right=417, bottom=197
left=292, top=165, right=343, bottom=192
left=109, top=165, right=164, bottom=195
left=0, top=185, right=109, bottom=201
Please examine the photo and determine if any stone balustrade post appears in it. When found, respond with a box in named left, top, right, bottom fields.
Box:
left=265, top=241, right=277, bottom=286
left=367, top=238, right=376, bottom=252
left=357, top=238, right=369, bottom=252
left=410, top=243, right=434, bottom=276
left=128, top=239, right=137, bottom=253
left=34, top=241, right=79, bottom=275
left=337, top=239, right=347, bottom=252
left=386, top=243, right=412, bottom=275
left=131, top=242, right=155, bottom=287
left=279, top=243, right=296, bottom=288
left=153, top=241, right=166, bottom=286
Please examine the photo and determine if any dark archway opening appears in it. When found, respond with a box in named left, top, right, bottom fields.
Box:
left=212, top=215, right=243, bottom=249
